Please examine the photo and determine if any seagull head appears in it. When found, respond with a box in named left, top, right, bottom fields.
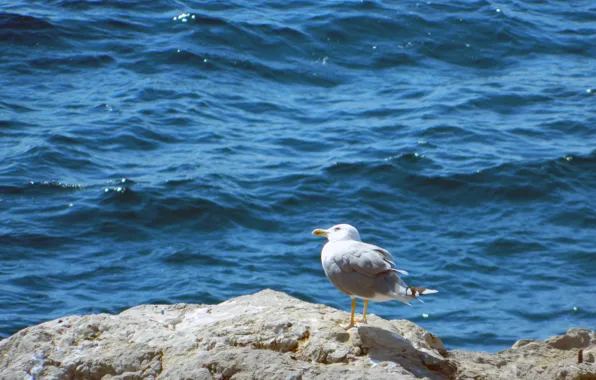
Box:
left=312, top=224, right=361, bottom=242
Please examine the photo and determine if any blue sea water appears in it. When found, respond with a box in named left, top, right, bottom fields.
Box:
left=1, top=0, right=595, bottom=353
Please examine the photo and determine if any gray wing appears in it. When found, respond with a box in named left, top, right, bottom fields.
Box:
left=364, top=244, right=409, bottom=276
left=323, top=241, right=407, bottom=299
left=346, top=242, right=398, bottom=275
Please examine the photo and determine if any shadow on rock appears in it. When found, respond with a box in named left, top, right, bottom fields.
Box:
left=358, top=325, right=457, bottom=380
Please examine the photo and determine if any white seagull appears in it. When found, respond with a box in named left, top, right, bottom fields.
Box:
left=313, top=223, right=438, bottom=329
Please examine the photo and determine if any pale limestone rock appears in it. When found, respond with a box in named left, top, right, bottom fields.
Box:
left=584, top=349, right=596, bottom=364
left=0, top=289, right=594, bottom=380
left=449, top=328, right=596, bottom=380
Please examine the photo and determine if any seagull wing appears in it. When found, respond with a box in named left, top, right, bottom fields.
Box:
left=337, top=241, right=408, bottom=277
left=324, top=240, right=408, bottom=300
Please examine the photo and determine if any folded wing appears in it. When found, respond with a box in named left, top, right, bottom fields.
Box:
left=325, top=241, right=408, bottom=300
left=338, top=241, right=408, bottom=277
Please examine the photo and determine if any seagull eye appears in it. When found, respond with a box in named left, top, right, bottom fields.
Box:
left=334, top=227, right=341, bottom=231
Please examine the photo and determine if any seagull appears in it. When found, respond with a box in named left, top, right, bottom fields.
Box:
left=312, top=223, right=438, bottom=330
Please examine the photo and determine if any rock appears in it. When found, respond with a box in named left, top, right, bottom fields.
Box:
left=0, top=289, right=594, bottom=379
left=448, top=327, right=596, bottom=380
left=583, top=348, right=596, bottom=364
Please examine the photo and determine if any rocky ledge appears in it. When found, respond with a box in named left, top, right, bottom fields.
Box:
left=1, top=289, right=594, bottom=380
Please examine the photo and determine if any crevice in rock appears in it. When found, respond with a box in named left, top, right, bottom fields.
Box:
left=153, top=349, right=165, bottom=377
left=293, top=327, right=311, bottom=353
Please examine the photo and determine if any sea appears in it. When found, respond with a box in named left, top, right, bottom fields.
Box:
left=1, top=0, right=595, bottom=353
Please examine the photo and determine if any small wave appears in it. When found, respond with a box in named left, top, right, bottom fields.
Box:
left=0, top=232, right=75, bottom=250
left=269, top=137, right=338, bottom=154
left=465, top=93, right=552, bottom=114
left=307, top=13, right=410, bottom=45
left=134, top=87, right=201, bottom=102
left=321, top=151, right=595, bottom=206
left=0, top=101, right=35, bottom=114
left=9, top=274, right=57, bottom=290
left=28, top=54, right=115, bottom=71
left=508, top=308, right=573, bottom=322
left=371, top=51, right=419, bottom=69
left=128, top=47, right=345, bottom=87
left=421, top=125, right=478, bottom=138
left=0, top=12, right=67, bottom=49
left=172, top=12, right=223, bottom=27
left=93, top=130, right=163, bottom=152
left=28, top=180, right=85, bottom=190
left=484, top=238, right=548, bottom=256
left=0, top=13, right=55, bottom=30
left=324, top=154, right=436, bottom=178
left=548, top=208, right=596, bottom=229
left=158, top=247, right=237, bottom=267
left=11, top=145, right=107, bottom=175
left=163, top=178, right=195, bottom=187
left=538, top=120, right=594, bottom=136
left=0, top=181, right=84, bottom=196
left=50, top=264, right=132, bottom=284
left=92, top=181, right=282, bottom=234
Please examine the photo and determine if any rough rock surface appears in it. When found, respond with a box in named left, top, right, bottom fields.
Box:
left=0, top=289, right=594, bottom=379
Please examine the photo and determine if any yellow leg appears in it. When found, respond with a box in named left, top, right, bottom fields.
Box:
left=356, top=300, right=369, bottom=323
left=342, top=298, right=356, bottom=330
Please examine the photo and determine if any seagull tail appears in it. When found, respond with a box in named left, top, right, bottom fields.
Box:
left=389, top=286, right=438, bottom=306
left=405, top=287, right=438, bottom=303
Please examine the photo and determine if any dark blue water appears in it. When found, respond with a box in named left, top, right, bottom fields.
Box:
left=1, top=0, right=595, bottom=352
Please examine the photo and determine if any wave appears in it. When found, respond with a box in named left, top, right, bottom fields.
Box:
left=125, top=47, right=345, bottom=87
left=158, top=247, right=237, bottom=267
left=5, top=145, right=107, bottom=177
left=0, top=232, right=74, bottom=251
left=0, top=13, right=55, bottom=31
left=27, top=54, right=115, bottom=71
left=0, top=12, right=74, bottom=52
left=323, top=150, right=596, bottom=205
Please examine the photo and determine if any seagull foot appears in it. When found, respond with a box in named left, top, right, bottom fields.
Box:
left=355, top=318, right=367, bottom=324
left=341, top=322, right=355, bottom=330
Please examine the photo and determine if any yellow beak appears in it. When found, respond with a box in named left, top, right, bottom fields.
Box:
left=312, top=228, right=328, bottom=237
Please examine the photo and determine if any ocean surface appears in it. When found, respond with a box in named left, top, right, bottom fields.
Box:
left=1, top=0, right=595, bottom=353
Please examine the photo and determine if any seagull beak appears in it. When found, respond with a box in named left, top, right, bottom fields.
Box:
left=312, top=228, right=328, bottom=237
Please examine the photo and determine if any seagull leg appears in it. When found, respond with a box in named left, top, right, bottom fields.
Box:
left=356, top=299, right=369, bottom=323
left=342, top=298, right=356, bottom=330
left=362, top=299, right=369, bottom=323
